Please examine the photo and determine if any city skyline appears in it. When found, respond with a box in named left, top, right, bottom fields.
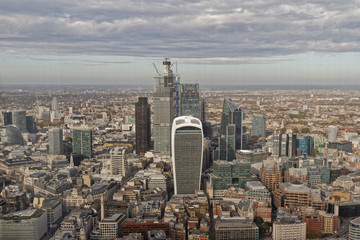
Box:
left=1, top=0, right=360, bottom=85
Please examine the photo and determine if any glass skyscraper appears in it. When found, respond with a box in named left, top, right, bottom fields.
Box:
left=252, top=114, right=266, bottom=138
left=73, top=128, right=92, bottom=158
left=153, top=60, right=176, bottom=157
left=135, top=97, right=151, bottom=155
left=219, top=98, right=242, bottom=150
left=172, top=116, right=203, bottom=195
left=180, top=83, right=201, bottom=120
left=49, top=128, right=64, bottom=155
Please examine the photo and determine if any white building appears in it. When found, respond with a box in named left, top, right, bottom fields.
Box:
left=273, top=218, right=306, bottom=240
left=0, top=209, right=47, bottom=240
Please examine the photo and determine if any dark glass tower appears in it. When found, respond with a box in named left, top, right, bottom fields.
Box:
left=135, top=97, right=151, bottom=155
left=219, top=98, right=243, bottom=151
left=1, top=111, right=12, bottom=126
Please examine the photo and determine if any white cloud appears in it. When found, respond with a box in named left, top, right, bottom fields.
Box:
left=0, top=0, right=359, bottom=59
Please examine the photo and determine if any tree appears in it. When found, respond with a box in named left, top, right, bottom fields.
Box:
left=292, top=127, right=299, bottom=133
left=280, top=128, right=286, bottom=134
left=301, top=127, right=310, bottom=133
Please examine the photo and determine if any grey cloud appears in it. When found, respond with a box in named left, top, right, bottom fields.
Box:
left=0, top=0, right=359, bottom=62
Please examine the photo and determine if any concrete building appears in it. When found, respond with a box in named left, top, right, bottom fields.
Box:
left=73, top=128, right=92, bottom=158
left=259, top=159, right=282, bottom=192
left=328, top=125, right=337, bottom=142
left=252, top=114, right=266, bottom=138
left=273, top=218, right=306, bottom=240
left=51, top=97, right=58, bottom=111
left=0, top=209, right=47, bottom=240
left=49, top=128, right=64, bottom=155
left=215, top=218, right=259, bottom=240
left=273, top=181, right=324, bottom=210
left=172, top=116, right=203, bottom=195
left=153, top=59, right=177, bottom=157
left=99, top=213, right=126, bottom=239
left=284, top=168, right=307, bottom=183
left=110, top=147, right=128, bottom=177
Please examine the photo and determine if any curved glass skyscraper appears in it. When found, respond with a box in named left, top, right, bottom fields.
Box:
left=172, top=116, right=203, bottom=195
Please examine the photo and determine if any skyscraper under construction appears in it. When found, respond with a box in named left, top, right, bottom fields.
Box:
left=153, top=59, right=177, bottom=157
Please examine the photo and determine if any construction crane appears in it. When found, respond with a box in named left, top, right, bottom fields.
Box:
left=153, top=63, right=161, bottom=76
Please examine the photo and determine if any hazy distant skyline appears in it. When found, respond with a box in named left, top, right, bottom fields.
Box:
left=1, top=0, right=360, bottom=85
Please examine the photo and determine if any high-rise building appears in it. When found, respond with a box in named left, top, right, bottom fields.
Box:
left=72, top=128, right=92, bottom=158
left=1, top=111, right=12, bottom=126
left=110, top=147, right=128, bottom=177
left=274, top=134, right=297, bottom=157
left=180, top=83, right=201, bottom=120
left=135, top=97, right=151, bottom=155
left=12, top=110, right=27, bottom=133
left=26, top=115, right=37, bottom=133
left=153, top=59, right=177, bottom=156
left=219, top=98, right=242, bottom=150
left=252, top=114, right=266, bottom=138
left=219, top=124, right=236, bottom=161
left=296, top=135, right=314, bottom=156
left=51, top=97, right=58, bottom=111
left=172, top=116, right=203, bottom=195
left=49, top=128, right=64, bottom=155
left=328, top=125, right=337, bottom=142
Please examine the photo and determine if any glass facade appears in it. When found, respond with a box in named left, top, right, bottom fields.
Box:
left=73, top=128, right=92, bottom=158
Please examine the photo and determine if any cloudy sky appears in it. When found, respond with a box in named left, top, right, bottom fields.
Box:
left=1, top=0, right=360, bottom=85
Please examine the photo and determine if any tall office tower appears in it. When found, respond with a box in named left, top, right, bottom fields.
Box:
left=296, top=135, right=314, bottom=156
left=49, top=128, right=64, bottom=155
left=135, top=97, right=151, bottom=155
left=219, top=98, right=242, bottom=150
left=280, top=134, right=289, bottom=156
left=252, top=114, right=266, bottom=138
left=219, top=124, right=236, bottom=161
left=273, top=134, right=281, bottom=156
left=328, top=125, right=337, bottom=142
left=288, top=133, right=297, bottom=157
left=26, top=115, right=37, bottom=133
left=172, top=116, right=203, bottom=195
left=1, top=111, right=12, bottom=126
left=180, top=83, right=201, bottom=120
left=110, top=147, right=128, bottom=177
left=73, top=128, right=92, bottom=158
left=12, top=110, right=27, bottom=133
left=153, top=59, right=176, bottom=156
left=51, top=97, right=58, bottom=111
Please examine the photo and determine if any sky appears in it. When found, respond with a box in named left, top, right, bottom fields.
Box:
left=1, top=0, right=360, bottom=86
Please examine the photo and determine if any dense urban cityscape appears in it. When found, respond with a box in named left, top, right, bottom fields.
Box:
left=1, top=59, right=360, bottom=240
